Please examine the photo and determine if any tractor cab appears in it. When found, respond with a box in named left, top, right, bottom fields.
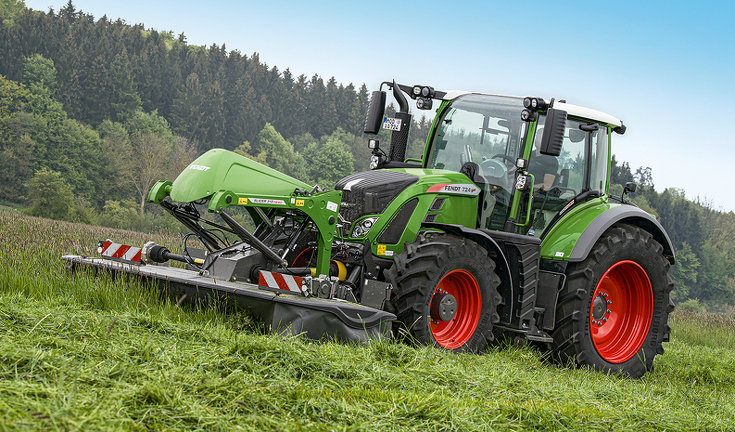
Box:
left=423, top=92, right=622, bottom=238
left=523, top=106, right=612, bottom=237
left=424, top=94, right=526, bottom=231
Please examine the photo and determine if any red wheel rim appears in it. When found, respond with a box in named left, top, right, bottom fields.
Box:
left=589, top=260, right=653, bottom=363
left=291, top=248, right=315, bottom=267
left=430, top=269, right=481, bottom=349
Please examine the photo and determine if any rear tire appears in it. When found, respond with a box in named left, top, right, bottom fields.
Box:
left=386, top=234, right=502, bottom=353
left=551, top=224, right=674, bottom=377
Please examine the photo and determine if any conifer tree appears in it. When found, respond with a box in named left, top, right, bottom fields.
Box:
left=109, top=49, right=141, bottom=123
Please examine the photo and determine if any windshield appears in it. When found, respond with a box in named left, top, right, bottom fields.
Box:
left=427, top=94, right=526, bottom=171
left=426, top=94, right=527, bottom=229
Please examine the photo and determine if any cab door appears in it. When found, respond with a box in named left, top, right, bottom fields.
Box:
left=522, top=117, right=609, bottom=237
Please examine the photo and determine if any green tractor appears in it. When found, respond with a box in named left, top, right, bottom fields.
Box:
left=64, top=80, right=674, bottom=378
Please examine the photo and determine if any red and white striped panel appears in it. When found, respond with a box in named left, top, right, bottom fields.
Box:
left=258, top=270, right=304, bottom=295
left=97, top=240, right=142, bottom=264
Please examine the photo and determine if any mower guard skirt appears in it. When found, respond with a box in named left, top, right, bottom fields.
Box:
left=62, top=255, right=395, bottom=342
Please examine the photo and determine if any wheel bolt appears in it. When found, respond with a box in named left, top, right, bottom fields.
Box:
left=607, top=309, right=611, bottom=314
left=607, top=300, right=612, bottom=304
left=603, top=318, right=608, bottom=322
left=603, top=293, right=608, bottom=297
left=597, top=321, right=603, bottom=326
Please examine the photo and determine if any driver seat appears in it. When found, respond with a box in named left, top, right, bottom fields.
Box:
left=460, top=162, right=490, bottom=228
left=460, top=162, right=498, bottom=229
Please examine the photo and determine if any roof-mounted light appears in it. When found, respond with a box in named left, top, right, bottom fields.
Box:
left=614, top=122, right=627, bottom=135
left=416, top=97, right=433, bottom=110
left=523, top=97, right=548, bottom=111
left=411, top=85, right=434, bottom=100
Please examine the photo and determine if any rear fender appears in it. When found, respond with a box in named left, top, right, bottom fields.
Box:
left=569, top=205, right=675, bottom=264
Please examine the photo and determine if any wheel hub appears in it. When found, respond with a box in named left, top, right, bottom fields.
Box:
left=430, top=291, right=457, bottom=322
left=591, top=293, right=609, bottom=322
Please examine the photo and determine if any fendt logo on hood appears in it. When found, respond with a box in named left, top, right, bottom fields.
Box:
left=427, top=183, right=481, bottom=196
left=188, top=164, right=211, bottom=172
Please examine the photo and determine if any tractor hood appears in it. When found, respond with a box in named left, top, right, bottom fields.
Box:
left=169, top=149, right=311, bottom=203
left=335, top=170, right=420, bottom=222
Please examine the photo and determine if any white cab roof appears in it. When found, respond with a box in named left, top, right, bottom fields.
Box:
left=554, top=101, right=623, bottom=128
left=440, top=92, right=623, bottom=128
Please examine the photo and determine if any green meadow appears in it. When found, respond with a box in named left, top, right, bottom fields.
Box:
left=1, top=212, right=733, bottom=431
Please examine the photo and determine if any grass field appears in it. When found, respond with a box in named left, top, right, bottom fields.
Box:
left=1, top=212, right=734, bottom=431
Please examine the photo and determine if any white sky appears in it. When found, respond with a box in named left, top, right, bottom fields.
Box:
left=23, top=0, right=735, bottom=212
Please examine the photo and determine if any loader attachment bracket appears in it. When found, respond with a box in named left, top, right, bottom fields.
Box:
left=208, top=188, right=343, bottom=277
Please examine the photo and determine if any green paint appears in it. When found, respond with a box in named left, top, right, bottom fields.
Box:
left=539, top=197, right=614, bottom=261
left=168, top=149, right=310, bottom=204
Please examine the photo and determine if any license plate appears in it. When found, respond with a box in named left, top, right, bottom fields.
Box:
left=382, top=117, right=402, bottom=131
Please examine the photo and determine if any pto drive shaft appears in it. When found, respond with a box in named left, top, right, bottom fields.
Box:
left=142, top=241, right=204, bottom=265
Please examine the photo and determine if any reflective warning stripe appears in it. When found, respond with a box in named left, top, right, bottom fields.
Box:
left=98, top=240, right=142, bottom=264
left=258, top=270, right=303, bottom=294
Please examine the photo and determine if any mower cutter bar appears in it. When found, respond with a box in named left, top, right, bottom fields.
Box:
left=61, top=255, right=395, bottom=342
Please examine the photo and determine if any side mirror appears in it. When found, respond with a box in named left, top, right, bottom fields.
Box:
left=568, top=129, right=585, bottom=143
left=363, top=90, right=386, bottom=135
left=539, top=108, right=567, bottom=157
left=622, top=181, right=637, bottom=203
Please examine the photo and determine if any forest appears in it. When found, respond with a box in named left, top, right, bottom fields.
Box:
left=0, top=0, right=733, bottom=312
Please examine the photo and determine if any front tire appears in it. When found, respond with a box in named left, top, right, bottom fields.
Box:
left=551, top=224, right=674, bottom=377
left=386, top=234, right=502, bottom=353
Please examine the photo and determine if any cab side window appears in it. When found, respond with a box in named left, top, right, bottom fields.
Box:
left=558, top=119, right=587, bottom=196
left=526, top=119, right=609, bottom=237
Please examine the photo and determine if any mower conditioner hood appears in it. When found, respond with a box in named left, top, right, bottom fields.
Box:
left=170, top=149, right=311, bottom=203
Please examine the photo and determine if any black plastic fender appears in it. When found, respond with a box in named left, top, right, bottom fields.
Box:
left=421, top=222, right=513, bottom=295
left=569, top=204, right=675, bottom=264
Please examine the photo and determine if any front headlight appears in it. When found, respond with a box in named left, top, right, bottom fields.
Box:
left=351, top=217, right=379, bottom=238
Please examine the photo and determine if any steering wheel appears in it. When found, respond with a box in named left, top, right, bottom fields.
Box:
left=479, top=158, right=511, bottom=191
left=492, top=154, right=516, bottom=168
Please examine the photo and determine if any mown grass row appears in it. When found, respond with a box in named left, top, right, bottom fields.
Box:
left=1, top=212, right=734, bottom=431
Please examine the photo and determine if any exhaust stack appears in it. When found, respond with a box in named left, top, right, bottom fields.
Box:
left=388, top=81, right=412, bottom=164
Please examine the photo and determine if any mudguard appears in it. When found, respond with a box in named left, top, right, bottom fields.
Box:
left=421, top=222, right=512, bottom=287
left=569, top=204, right=675, bottom=264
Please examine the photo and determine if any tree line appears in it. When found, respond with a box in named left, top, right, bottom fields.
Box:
left=1, top=1, right=733, bottom=312
left=0, top=1, right=430, bottom=208
left=609, top=157, right=735, bottom=313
